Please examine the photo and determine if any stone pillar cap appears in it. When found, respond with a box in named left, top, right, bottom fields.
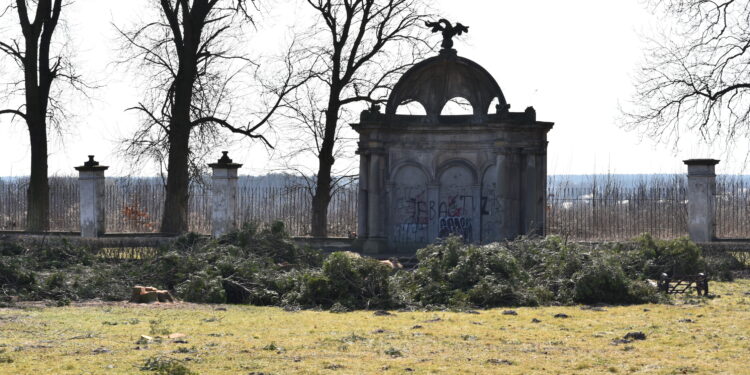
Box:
left=208, top=151, right=243, bottom=169
left=683, top=159, right=720, bottom=166
left=74, top=155, right=109, bottom=171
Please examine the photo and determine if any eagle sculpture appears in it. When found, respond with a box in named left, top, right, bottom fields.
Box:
left=425, top=19, right=469, bottom=51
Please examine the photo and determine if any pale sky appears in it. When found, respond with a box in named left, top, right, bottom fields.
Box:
left=0, top=0, right=746, bottom=177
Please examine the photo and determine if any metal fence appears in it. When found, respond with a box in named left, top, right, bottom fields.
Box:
left=545, top=181, right=689, bottom=241
left=0, top=178, right=358, bottom=237
left=0, top=176, right=748, bottom=240
left=0, top=177, right=80, bottom=232
left=715, top=177, right=750, bottom=239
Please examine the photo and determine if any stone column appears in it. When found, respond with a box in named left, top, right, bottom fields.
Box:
left=537, top=146, right=548, bottom=236
left=209, top=151, right=242, bottom=237
left=521, top=147, right=546, bottom=236
left=75, top=156, right=108, bottom=238
left=495, top=147, right=521, bottom=240
left=356, top=151, right=369, bottom=239
left=363, top=151, right=387, bottom=254
left=684, top=159, right=719, bottom=243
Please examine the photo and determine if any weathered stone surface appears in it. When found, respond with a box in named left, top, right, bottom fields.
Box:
left=75, top=156, right=109, bottom=238
left=684, top=159, right=719, bottom=242
left=353, top=40, right=553, bottom=254
left=209, top=151, right=242, bottom=237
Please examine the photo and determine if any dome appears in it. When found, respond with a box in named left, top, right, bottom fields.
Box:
left=385, top=51, right=508, bottom=118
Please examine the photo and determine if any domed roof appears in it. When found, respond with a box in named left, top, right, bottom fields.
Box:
left=385, top=50, right=508, bottom=119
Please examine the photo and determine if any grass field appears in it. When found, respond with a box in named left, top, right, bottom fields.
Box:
left=1, top=280, right=749, bottom=375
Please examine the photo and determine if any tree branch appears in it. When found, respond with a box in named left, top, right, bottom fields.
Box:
left=192, top=116, right=272, bottom=148
left=0, top=109, right=27, bottom=120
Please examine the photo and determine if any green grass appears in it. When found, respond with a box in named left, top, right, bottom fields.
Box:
left=1, top=281, right=750, bottom=374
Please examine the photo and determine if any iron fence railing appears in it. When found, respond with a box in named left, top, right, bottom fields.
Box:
left=544, top=185, right=689, bottom=241
left=0, top=176, right=747, bottom=240
left=715, top=177, right=750, bottom=239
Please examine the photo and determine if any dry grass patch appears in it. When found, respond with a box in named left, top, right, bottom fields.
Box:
left=1, top=280, right=749, bottom=374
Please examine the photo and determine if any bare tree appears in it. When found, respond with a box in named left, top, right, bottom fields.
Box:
left=280, top=0, right=434, bottom=237
left=624, top=0, right=750, bottom=148
left=0, top=0, right=85, bottom=231
left=118, top=0, right=306, bottom=234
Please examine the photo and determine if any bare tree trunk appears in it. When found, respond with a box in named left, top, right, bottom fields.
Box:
left=119, top=1, right=282, bottom=235
left=1, top=0, right=84, bottom=232
left=310, top=100, right=340, bottom=237
left=286, top=1, right=430, bottom=238
left=23, top=32, right=49, bottom=232
left=161, top=126, right=191, bottom=234
left=161, top=58, right=196, bottom=234
left=311, top=155, right=333, bottom=237
left=27, top=122, right=49, bottom=231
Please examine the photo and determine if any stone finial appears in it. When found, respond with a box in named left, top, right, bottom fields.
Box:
left=74, top=155, right=109, bottom=171
left=84, top=155, right=98, bottom=167
left=425, top=19, right=469, bottom=52
left=208, top=151, right=242, bottom=169
left=218, top=151, right=233, bottom=164
left=525, top=106, right=536, bottom=122
left=360, top=103, right=383, bottom=121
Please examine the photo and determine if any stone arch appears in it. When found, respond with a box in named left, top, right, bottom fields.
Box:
left=390, top=160, right=433, bottom=183
left=440, top=96, right=475, bottom=116
left=436, top=159, right=479, bottom=185
left=395, top=99, right=428, bottom=115
left=390, top=162, right=430, bottom=245
left=436, top=159, right=478, bottom=241
left=384, top=54, right=508, bottom=117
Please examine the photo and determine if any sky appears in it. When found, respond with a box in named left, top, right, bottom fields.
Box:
left=0, top=0, right=746, bottom=177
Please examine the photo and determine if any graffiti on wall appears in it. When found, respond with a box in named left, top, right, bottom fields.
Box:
left=391, top=164, right=430, bottom=243
left=437, top=165, right=476, bottom=242
left=392, top=181, right=429, bottom=243
left=436, top=193, right=474, bottom=240
left=390, top=163, right=507, bottom=244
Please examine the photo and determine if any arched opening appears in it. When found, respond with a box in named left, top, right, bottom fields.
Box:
left=437, top=161, right=478, bottom=241
left=488, top=97, right=500, bottom=114
left=395, top=100, right=427, bottom=115
left=391, top=164, right=429, bottom=245
left=440, top=97, right=473, bottom=116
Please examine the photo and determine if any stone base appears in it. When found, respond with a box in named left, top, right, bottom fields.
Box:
left=361, top=237, right=389, bottom=255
